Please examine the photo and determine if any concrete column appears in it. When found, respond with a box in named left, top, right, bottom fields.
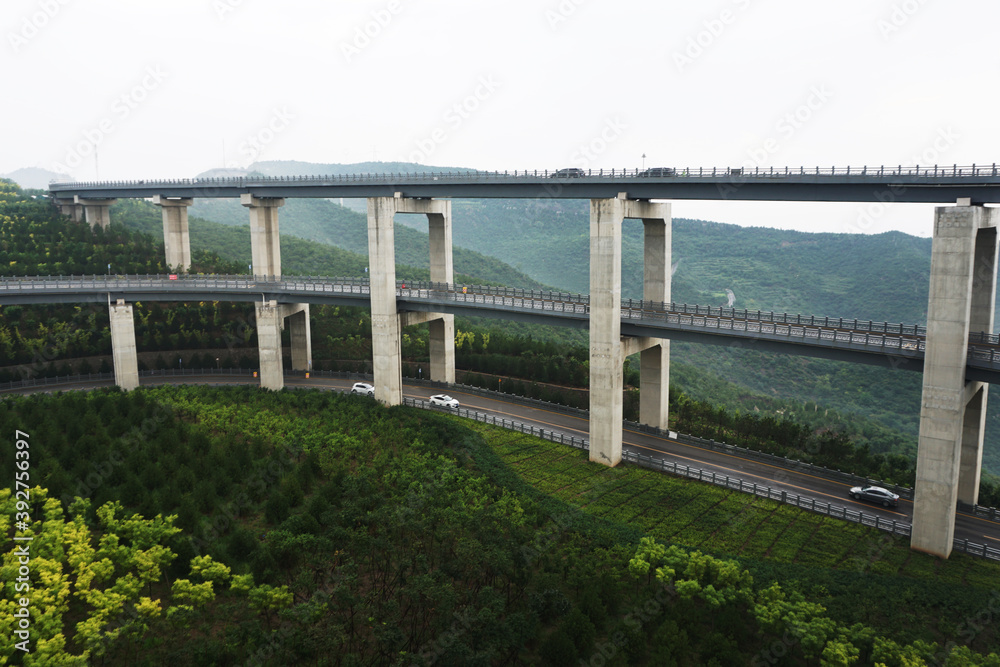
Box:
left=629, top=201, right=672, bottom=430
left=590, top=197, right=625, bottom=466
left=284, top=304, right=313, bottom=371
left=255, top=300, right=284, bottom=390
left=912, top=205, right=998, bottom=557
left=109, top=300, right=139, bottom=391
left=368, top=197, right=403, bottom=405
left=959, top=224, right=999, bottom=504
left=55, top=198, right=84, bottom=223
left=426, top=202, right=455, bottom=383
left=75, top=196, right=116, bottom=231
left=241, top=194, right=284, bottom=278
left=152, top=196, right=193, bottom=272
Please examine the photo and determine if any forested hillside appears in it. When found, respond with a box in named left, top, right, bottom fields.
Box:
left=3, top=386, right=999, bottom=664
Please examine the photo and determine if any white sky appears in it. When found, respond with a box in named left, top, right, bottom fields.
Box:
left=3, top=0, right=998, bottom=237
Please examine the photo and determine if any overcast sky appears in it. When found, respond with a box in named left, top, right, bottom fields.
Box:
left=3, top=0, right=998, bottom=236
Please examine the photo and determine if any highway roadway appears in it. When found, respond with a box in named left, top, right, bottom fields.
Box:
left=6, top=372, right=1000, bottom=552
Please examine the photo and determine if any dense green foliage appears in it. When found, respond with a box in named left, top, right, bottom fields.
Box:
left=3, top=386, right=1000, bottom=664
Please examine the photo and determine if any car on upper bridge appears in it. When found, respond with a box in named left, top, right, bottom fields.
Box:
left=639, top=167, right=676, bottom=177
left=849, top=485, right=899, bottom=508
left=550, top=168, right=586, bottom=178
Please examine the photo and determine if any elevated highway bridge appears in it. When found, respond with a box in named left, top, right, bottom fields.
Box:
left=42, top=164, right=1000, bottom=558
left=7, top=273, right=1000, bottom=382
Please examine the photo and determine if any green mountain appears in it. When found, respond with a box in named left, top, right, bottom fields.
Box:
left=187, top=196, right=550, bottom=289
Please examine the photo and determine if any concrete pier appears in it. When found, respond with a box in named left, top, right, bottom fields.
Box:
left=241, top=194, right=283, bottom=278
left=589, top=197, right=626, bottom=465
left=255, top=300, right=284, bottom=390
left=283, top=303, right=313, bottom=372
left=422, top=199, right=456, bottom=383
left=367, top=196, right=455, bottom=404
left=912, top=203, right=999, bottom=557
left=55, top=198, right=84, bottom=223
left=635, top=202, right=671, bottom=430
left=589, top=196, right=672, bottom=465
left=368, top=197, right=404, bottom=405
left=109, top=300, right=139, bottom=390
left=75, top=196, right=116, bottom=231
left=153, top=196, right=193, bottom=272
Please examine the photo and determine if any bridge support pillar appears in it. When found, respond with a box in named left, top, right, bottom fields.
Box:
left=109, top=300, right=139, bottom=391
left=153, top=196, right=193, bottom=272
left=55, top=198, right=84, bottom=223
left=590, top=197, right=626, bottom=465
left=283, top=303, right=312, bottom=372
left=242, top=194, right=283, bottom=278
left=368, top=196, right=455, bottom=404
left=75, top=196, right=116, bottom=231
left=256, top=300, right=284, bottom=390
left=912, top=203, right=999, bottom=558
left=590, top=197, right=672, bottom=465
left=635, top=202, right=672, bottom=430
left=425, top=200, right=456, bottom=383
left=368, top=197, right=404, bottom=405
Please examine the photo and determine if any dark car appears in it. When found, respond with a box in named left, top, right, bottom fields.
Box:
left=639, top=167, right=676, bottom=177
left=550, top=167, right=586, bottom=178
left=849, top=485, right=899, bottom=508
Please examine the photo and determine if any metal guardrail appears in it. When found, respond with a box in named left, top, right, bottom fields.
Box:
left=624, top=420, right=914, bottom=499
left=50, top=163, right=1000, bottom=189
left=403, top=397, right=1000, bottom=560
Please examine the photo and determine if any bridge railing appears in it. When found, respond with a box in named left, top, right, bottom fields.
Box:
left=50, top=163, right=1000, bottom=190
left=623, top=419, right=915, bottom=499
left=16, top=274, right=1000, bottom=365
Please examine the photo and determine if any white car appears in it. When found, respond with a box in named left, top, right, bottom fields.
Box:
left=429, top=394, right=459, bottom=409
left=351, top=382, right=374, bottom=397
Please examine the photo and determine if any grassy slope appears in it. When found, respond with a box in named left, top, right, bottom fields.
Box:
left=467, top=418, right=1000, bottom=652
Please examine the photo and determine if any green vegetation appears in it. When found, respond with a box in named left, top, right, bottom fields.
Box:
left=3, top=386, right=1000, bottom=664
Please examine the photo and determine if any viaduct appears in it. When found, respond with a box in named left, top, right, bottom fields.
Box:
left=43, top=165, right=1000, bottom=558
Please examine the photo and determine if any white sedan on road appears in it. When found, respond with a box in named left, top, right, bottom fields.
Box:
left=429, top=394, right=460, bottom=409
left=351, top=382, right=375, bottom=397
